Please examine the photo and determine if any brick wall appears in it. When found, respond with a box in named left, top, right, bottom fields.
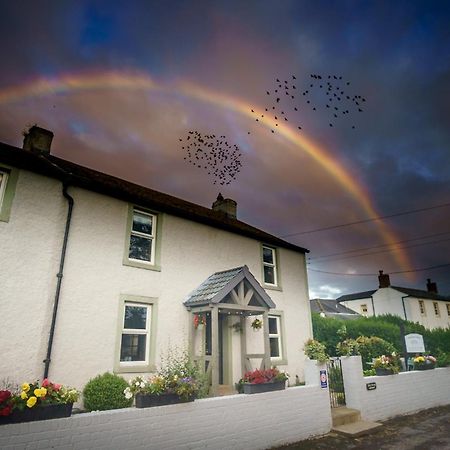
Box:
left=0, top=386, right=331, bottom=450
left=341, top=356, right=450, bottom=421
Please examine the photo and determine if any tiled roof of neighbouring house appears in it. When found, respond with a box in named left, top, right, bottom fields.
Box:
left=184, top=265, right=275, bottom=308
left=310, top=299, right=360, bottom=319
left=0, top=142, right=308, bottom=254
left=391, top=286, right=450, bottom=302
left=336, top=290, right=377, bottom=303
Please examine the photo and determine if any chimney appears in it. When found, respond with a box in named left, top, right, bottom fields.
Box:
left=426, top=278, right=438, bottom=294
left=23, top=126, right=54, bottom=154
left=378, top=270, right=391, bottom=288
left=212, top=193, right=237, bottom=219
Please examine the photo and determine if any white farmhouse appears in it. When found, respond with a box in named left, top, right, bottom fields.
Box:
left=337, top=270, right=450, bottom=329
left=0, top=126, right=313, bottom=394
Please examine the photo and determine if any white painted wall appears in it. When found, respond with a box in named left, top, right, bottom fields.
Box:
left=0, top=166, right=312, bottom=391
left=341, top=356, right=450, bottom=421
left=341, top=288, right=450, bottom=329
left=0, top=386, right=331, bottom=450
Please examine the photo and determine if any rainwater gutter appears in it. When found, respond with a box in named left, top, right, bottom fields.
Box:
left=43, top=183, right=74, bottom=379
left=370, top=295, right=376, bottom=316
left=401, top=295, right=410, bottom=321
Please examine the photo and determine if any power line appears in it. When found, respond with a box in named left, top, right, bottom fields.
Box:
left=309, top=230, right=450, bottom=260
left=282, top=202, right=450, bottom=238
left=307, top=236, right=450, bottom=263
left=308, top=263, right=450, bottom=277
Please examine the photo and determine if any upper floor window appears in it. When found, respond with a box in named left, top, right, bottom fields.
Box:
left=433, top=302, right=440, bottom=317
left=0, top=166, right=18, bottom=223
left=360, top=304, right=368, bottom=315
left=419, top=300, right=426, bottom=316
left=0, top=170, right=8, bottom=208
left=262, top=245, right=278, bottom=286
left=129, top=208, right=156, bottom=261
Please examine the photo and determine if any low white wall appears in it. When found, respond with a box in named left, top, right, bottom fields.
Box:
left=341, top=356, right=450, bottom=421
left=0, top=386, right=331, bottom=450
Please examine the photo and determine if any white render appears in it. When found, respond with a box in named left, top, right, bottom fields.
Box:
left=340, top=287, right=450, bottom=330
left=0, top=167, right=313, bottom=391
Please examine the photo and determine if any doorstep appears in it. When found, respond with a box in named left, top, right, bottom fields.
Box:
left=332, top=420, right=383, bottom=437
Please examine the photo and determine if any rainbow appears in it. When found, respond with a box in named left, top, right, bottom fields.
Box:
left=0, top=70, right=413, bottom=274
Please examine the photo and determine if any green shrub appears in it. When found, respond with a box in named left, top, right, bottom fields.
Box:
left=303, top=338, right=329, bottom=362
left=356, top=336, right=397, bottom=370
left=83, top=373, right=132, bottom=411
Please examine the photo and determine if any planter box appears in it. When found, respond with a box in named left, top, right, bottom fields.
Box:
left=375, top=368, right=396, bottom=376
left=135, top=393, right=194, bottom=408
left=243, top=380, right=286, bottom=394
left=414, top=364, right=435, bottom=371
left=0, top=403, right=73, bottom=425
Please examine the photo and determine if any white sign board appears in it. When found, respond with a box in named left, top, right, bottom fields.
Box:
left=405, top=333, right=425, bottom=353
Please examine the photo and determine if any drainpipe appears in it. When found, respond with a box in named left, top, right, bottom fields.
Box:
left=401, top=295, right=409, bottom=321
left=370, top=295, right=376, bottom=316
left=43, top=183, right=74, bottom=379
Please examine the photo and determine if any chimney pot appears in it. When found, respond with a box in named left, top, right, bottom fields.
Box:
left=23, top=125, right=54, bottom=154
left=212, top=193, right=237, bottom=219
left=426, top=278, right=438, bottom=294
left=378, top=270, right=391, bottom=288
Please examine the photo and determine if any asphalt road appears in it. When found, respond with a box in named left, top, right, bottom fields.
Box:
left=274, top=405, right=450, bottom=450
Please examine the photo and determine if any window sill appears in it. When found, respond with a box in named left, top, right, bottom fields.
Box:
left=271, top=358, right=288, bottom=366
left=114, top=363, right=156, bottom=374
left=123, top=258, right=161, bottom=272
left=263, top=284, right=282, bottom=292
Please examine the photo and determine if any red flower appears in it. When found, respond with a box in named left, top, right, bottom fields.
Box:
left=0, top=390, right=11, bottom=403
left=42, top=378, right=50, bottom=387
left=0, top=404, right=12, bottom=416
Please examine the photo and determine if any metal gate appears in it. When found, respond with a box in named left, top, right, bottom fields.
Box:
left=326, top=358, right=346, bottom=408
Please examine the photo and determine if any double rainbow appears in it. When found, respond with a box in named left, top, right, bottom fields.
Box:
left=0, top=70, right=413, bottom=274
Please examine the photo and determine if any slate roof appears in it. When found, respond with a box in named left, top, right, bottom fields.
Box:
left=336, top=290, right=377, bottom=303
left=310, top=299, right=360, bottom=319
left=184, top=265, right=276, bottom=309
left=0, top=142, right=308, bottom=254
left=337, top=287, right=449, bottom=303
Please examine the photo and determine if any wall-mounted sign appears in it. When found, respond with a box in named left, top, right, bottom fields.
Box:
left=366, top=382, right=377, bottom=391
left=405, top=333, right=425, bottom=353
left=320, top=370, right=328, bottom=389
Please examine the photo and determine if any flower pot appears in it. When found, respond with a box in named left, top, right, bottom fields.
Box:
left=375, top=368, right=396, bottom=376
left=242, top=380, right=286, bottom=394
left=414, top=364, right=435, bottom=371
left=135, top=393, right=194, bottom=408
left=0, top=403, right=73, bottom=425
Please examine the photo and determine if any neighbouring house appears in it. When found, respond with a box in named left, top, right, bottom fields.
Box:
left=310, top=298, right=360, bottom=320
left=337, top=270, right=450, bottom=329
left=0, top=126, right=313, bottom=394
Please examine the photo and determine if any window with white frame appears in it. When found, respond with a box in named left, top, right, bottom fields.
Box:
left=360, top=304, right=368, bottom=315
left=262, top=245, right=278, bottom=286
left=268, top=315, right=282, bottom=359
left=419, top=300, right=426, bottom=315
left=0, top=170, right=8, bottom=209
left=120, top=302, right=151, bottom=364
left=433, top=302, right=440, bottom=317
left=128, top=209, right=156, bottom=264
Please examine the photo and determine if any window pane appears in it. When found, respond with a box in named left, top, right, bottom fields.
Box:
left=129, top=235, right=152, bottom=261
left=263, top=247, right=274, bottom=264
left=268, top=317, right=278, bottom=334
left=124, top=305, right=147, bottom=329
left=132, top=211, right=153, bottom=235
left=270, top=337, right=280, bottom=358
left=264, top=266, right=275, bottom=284
left=120, top=334, right=146, bottom=362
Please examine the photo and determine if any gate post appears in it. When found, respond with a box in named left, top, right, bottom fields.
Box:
left=340, top=355, right=364, bottom=411
left=304, top=359, right=327, bottom=386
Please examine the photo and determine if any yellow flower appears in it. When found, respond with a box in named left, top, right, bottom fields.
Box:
left=21, top=383, right=30, bottom=393
left=34, top=388, right=47, bottom=397
left=26, top=396, right=37, bottom=408
left=20, top=391, right=28, bottom=399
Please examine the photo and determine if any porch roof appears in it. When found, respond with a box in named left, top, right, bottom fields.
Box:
left=183, top=265, right=276, bottom=309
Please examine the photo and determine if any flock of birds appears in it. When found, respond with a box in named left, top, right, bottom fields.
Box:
left=179, top=74, right=366, bottom=186
left=249, top=73, right=366, bottom=134
left=178, top=131, right=242, bottom=186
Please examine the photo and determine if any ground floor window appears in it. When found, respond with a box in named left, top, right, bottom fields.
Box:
left=268, top=315, right=282, bottom=359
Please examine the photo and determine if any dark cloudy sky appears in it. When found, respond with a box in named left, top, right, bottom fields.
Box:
left=1, top=0, right=449, bottom=297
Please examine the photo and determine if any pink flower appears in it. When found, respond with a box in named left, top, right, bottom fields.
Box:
left=53, top=384, right=61, bottom=391
left=42, top=379, right=50, bottom=387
